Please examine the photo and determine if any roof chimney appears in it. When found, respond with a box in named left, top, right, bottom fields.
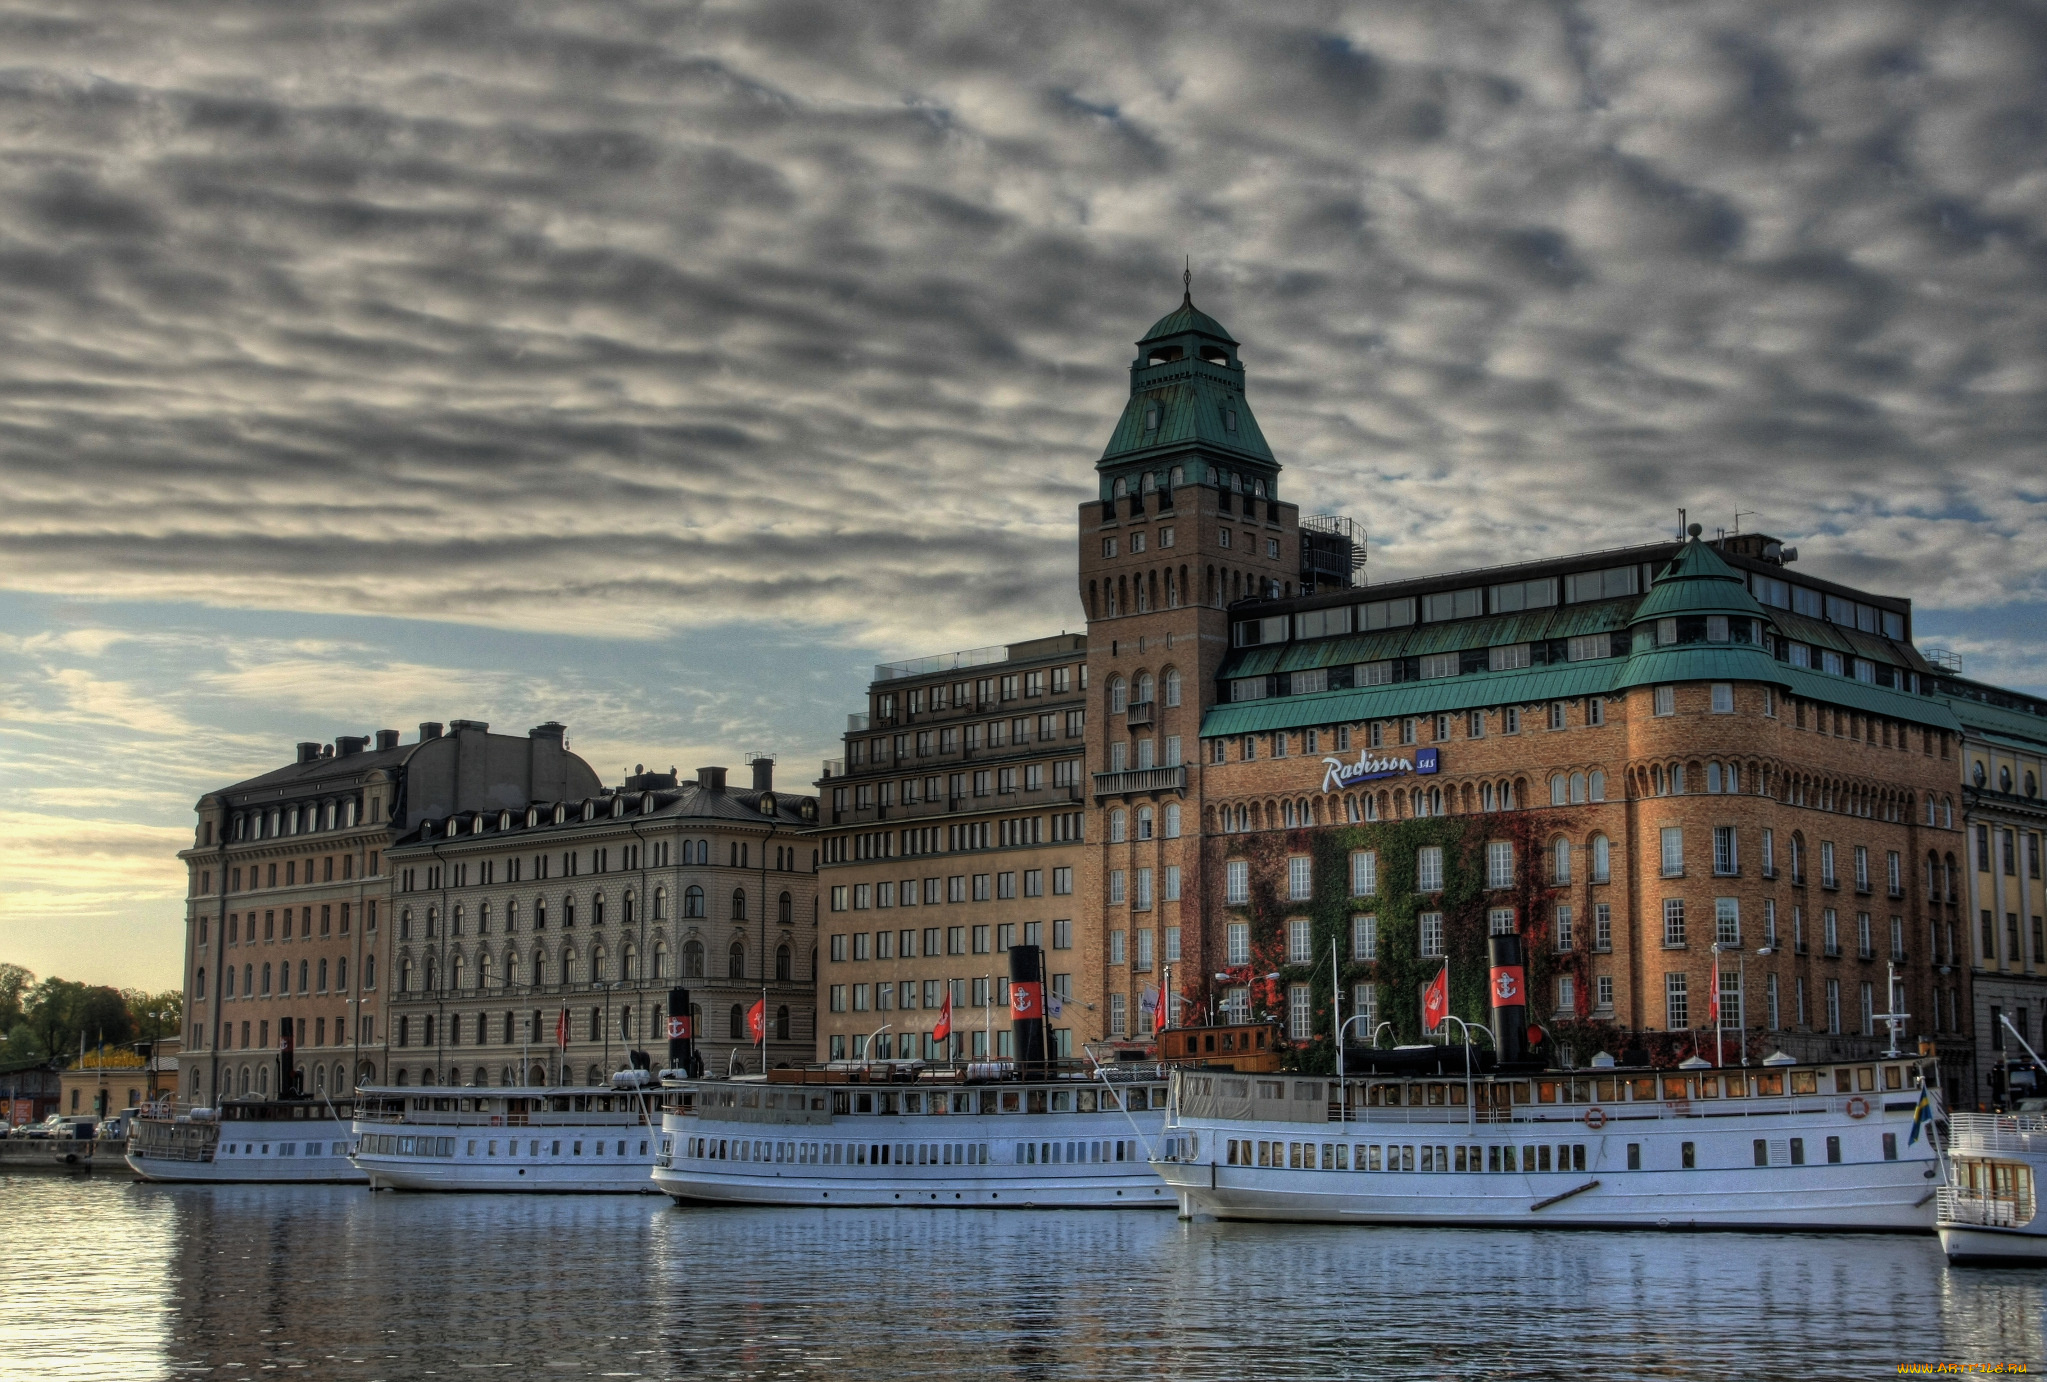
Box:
left=295, top=741, right=321, bottom=764
left=336, top=736, right=369, bottom=757
left=375, top=729, right=401, bottom=751
left=419, top=722, right=443, bottom=741
left=751, top=757, right=775, bottom=792
left=697, top=766, right=727, bottom=793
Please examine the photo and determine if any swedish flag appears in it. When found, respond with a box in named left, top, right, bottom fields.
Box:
left=1909, top=1080, right=1934, bottom=1146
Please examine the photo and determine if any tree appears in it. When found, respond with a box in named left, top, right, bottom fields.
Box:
left=25, top=979, right=135, bottom=1062
left=125, top=989, right=184, bottom=1043
left=0, top=964, right=31, bottom=1031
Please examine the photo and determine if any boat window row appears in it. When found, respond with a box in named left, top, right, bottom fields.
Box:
left=679, top=1135, right=1139, bottom=1167
left=1187, top=1063, right=1916, bottom=1108
left=697, top=1084, right=1168, bottom=1117
left=220, top=1141, right=336, bottom=1157
left=1228, top=1138, right=1589, bottom=1174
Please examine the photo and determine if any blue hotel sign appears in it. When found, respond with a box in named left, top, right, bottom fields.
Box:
left=1321, top=746, right=1438, bottom=794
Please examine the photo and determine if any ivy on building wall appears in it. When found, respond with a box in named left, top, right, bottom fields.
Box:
left=1203, top=807, right=1570, bottom=1074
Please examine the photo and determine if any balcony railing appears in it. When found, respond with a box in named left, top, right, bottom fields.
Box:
left=1124, top=700, right=1155, bottom=728
left=1092, top=766, right=1187, bottom=797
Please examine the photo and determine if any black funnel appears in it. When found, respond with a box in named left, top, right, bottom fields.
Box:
left=1009, top=944, right=1047, bottom=1067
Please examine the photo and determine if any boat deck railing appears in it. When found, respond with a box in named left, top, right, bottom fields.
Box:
left=1939, top=1185, right=2036, bottom=1229
left=1948, top=1113, right=2047, bottom=1156
left=353, top=1110, right=651, bottom=1128
left=1312, top=1094, right=1875, bottom=1127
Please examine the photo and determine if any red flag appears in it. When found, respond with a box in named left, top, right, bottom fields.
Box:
left=1153, top=972, right=1170, bottom=1033
left=555, top=1008, right=568, bottom=1049
left=746, top=998, right=767, bottom=1044
left=1709, top=982, right=1720, bottom=1025
left=1423, top=964, right=1449, bottom=1032
left=933, top=990, right=953, bottom=1042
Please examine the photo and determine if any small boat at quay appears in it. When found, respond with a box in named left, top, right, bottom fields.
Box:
left=1939, top=1016, right=2047, bottom=1263
left=651, top=948, right=1173, bottom=1209
left=1156, top=936, right=1945, bottom=1233
left=127, top=1097, right=362, bottom=1184
left=350, top=1079, right=661, bottom=1192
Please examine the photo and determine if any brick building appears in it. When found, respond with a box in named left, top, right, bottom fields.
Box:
left=815, top=636, right=1091, bottom=1061
left=384, top=759, right=819, bottom=1085
left=180, top=719, right=599, bottom=1106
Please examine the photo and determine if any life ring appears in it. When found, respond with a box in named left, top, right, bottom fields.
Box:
left=1583, top=1107, right=1607, bottom=1130
left=1846, top=1096, right=1870, bottom=1120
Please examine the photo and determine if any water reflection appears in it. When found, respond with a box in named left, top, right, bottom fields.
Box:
left=4, top=1177, right=2043, bottom=1380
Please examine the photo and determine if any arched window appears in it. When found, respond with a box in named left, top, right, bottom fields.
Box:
left=532, top=948, right=547, bottom=985
left=653, top=886, right=666, bottom=921
left=728, top=941, right=746, bottom=980
left=1110, top=809, right=1127, bottom=843
left=731, top=889, right=747, bottom=921
left=776, top=1005, right=791, bottom=1041
left=622, top=890, right=634, bottom=926
left=534, top=899, right=546, bottom=930
left=1110, top=676, right=1128, bottom=715
left=1707, top=762, right=1723, bottom=794
left=195, top=967, right=207, bottom=1000
left=683, top=940, right=704, bottom=979
left=1164, top=802, right=1181, bottom=838
left=1552, top=838, right=1572, bottom=884
left=1550, top=774, right=1568, bottom=806
left=1588, top=769, right=1606, bottom=802
left=564, top=895, right=576, bottom=928
left=451, top=953, right=465, bottom=990
left=776, top=944, right=792, bottom=982
left=653, top=944, right=667, bottom=979
left=477, top=952, right=492, bottom=987
left=590, top=945, right=607, bottom=982
left=256, top=1066, right=269, bottom=1096
left=593, top=891, right=606, bottom=927
left=684, top=886, right=705, bottom=918
left=729, top=1005, right=746, bottom=1040
left=1135, top=672, right=1155, bottom=706
left=1569, top=772, right=1586, bottom=804
left=363, top=954, right=375, bottom=990
left=1591, top=835, right=1611, bottom=883
left=561, top=945, right=576, bottom=985
left=1164, top=669, right=1182, bottom=707
left=501, top=949, right=515, bottom=986
left=1136, top=807, right=1154, bottom=841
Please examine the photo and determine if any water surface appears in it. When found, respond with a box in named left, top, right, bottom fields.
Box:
left=3, top=1175, right=2042, bottom=1379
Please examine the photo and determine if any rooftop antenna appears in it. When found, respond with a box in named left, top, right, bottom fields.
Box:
left=1733, top=510, right=1755, bottom=536
left=1183, top=257, right=1192, bottom=305
left=1677, top=507, right=1687, bottom=540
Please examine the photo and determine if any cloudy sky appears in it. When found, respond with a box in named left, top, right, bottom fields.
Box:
left=4, top=1, right=2044, bottom=988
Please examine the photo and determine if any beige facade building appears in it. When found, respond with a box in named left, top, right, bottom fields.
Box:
left=180, top=720, right=600, bottom=1106
left=815, top=635, right=1091, bottom=1061
left=384, top=760, right=819, bottom=1084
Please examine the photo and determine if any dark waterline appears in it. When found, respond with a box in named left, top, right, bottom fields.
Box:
left=3, top=1176, right=2044, bottom=1380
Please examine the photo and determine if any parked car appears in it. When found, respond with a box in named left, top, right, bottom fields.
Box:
left=96, top=1112, right=135, bottom=1140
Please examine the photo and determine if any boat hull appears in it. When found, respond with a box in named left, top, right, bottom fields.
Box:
left=127, top=1120, right=362, bottom=1184
left=1938, top=1224, right=2047, bottom=1262
left=351, top=1124, right=660, bottom=1193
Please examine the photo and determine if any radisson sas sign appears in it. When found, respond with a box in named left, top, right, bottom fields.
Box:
left=1321, top=746, right=1438, bottom=794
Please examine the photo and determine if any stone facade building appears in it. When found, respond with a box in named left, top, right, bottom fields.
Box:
left=1937, top=677, right=2047, bottom=1105
left=179, top=719, right=600, bottom=1106
left=384, top=759, right=819, bottom=1085
left=814, top=636, right=1091, bottom=1061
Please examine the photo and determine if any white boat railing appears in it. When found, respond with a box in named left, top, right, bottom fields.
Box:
left=1947, top=1113, right=2047, bottom=1156
left=1938, top=1185, right=2036, bottom=1229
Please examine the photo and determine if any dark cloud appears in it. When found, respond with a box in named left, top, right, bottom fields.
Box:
left=0, top=0, right=2041, bottom=657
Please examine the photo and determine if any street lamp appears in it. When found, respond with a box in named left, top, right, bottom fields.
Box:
left=865, top=1022, right=892, bottom=1068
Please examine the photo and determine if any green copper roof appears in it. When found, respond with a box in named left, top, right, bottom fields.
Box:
left=1630, top=535, right=1772, bottom=624
left=1200, top=662, right=1619, bottom=738
left=1612, top=645, right=1788, bottom=693
left=1140, top=299, right=1237, bottom=345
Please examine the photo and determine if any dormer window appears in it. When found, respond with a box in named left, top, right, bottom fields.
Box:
left=1113, top=476, right=1128, bottom=498
left=1170, top=465, right=1184, bottom=487
left=1222, top=406, right=1238, bottom=433
left=611, top=797, right=625, bottom=819
left=498, top=811, right=512, bottom=830
left=553, top=804, right=567, bottom=826
left=1143, top=405, right=1160, bottom=431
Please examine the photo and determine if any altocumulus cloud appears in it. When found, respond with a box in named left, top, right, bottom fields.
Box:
left=4, top=1, right=2047, bottom=982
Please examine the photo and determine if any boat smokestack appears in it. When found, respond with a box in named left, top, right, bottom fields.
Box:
left=1488, top=934, right=1528, bottom=1066
left=1008, top=944, right=1048, bottom=1068
left=667, top=986, right=698, bottom=1076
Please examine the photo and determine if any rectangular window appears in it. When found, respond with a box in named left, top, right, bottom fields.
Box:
left=1226, top=860, right=1250, bottom=906
left=1663, top=899, right=1686, bottom=947
left=1288, top=856, right=1312, bottom=901
left=1227, top=923, right=1250, bottom=967
left=1350, top=850, right=1377, bottom=897
left=1713, top=826, right=1737, bottom=876
left=1660, top=827, right=1683, bottom=877
left=1715, top=898, right=1740, bottom=946
left=1555, top=906, right=1574, bottom=951
left=1596, top=975, right=1614, bottom=1011
left=1489, top=907, right=1515, bottom=936
left=1488, top=643, right=1532, bottom=672
left=1353, top=914, right=1377, bottom=961
left=1163, top=865, right=1181, bottom=901
left=1053, top=919, right=1072, bottom=950
left=1665, top=973, right=1689, bottom=1030
left=1419, top=912, right=1444, bottom=958
left=1287, top=918, right=1312, bottom=965
left=1052, top=867, right=1073, bottom=895
left=1485, top=841, right=1513, bottom=890
left=1289, top=985, right=1314, bottom=1040
left=1654, top=686, right=1675, bottom=717
left=1108, top=871, right=1126, bottom=905
left=1711, top=683, right=1734, bottom=713
left=1417, top=846, right=1443, bottom=892
left=1135, top=867, right=1153, bottom=910
left=1595, top=903, right=1612, bottom=951
left=1165, top=926, right=1181, bottom=962
left=1419, top=651, right=1459, bottom=679
left=1110, top=930, right=1126, bottom=965
left=1353, top=983, right=1378, bottom=1032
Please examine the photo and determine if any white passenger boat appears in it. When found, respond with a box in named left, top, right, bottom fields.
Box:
left=652, top=1064, right=1172, bottom=1209
left=1938, top=1017, right=2047, bottom=1262
left=127, top=1097, right=363, bottom=1184
left=350, top=1080, right=661, bottom=1193
left=1157, top=1052, right=1944, bottom=1233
